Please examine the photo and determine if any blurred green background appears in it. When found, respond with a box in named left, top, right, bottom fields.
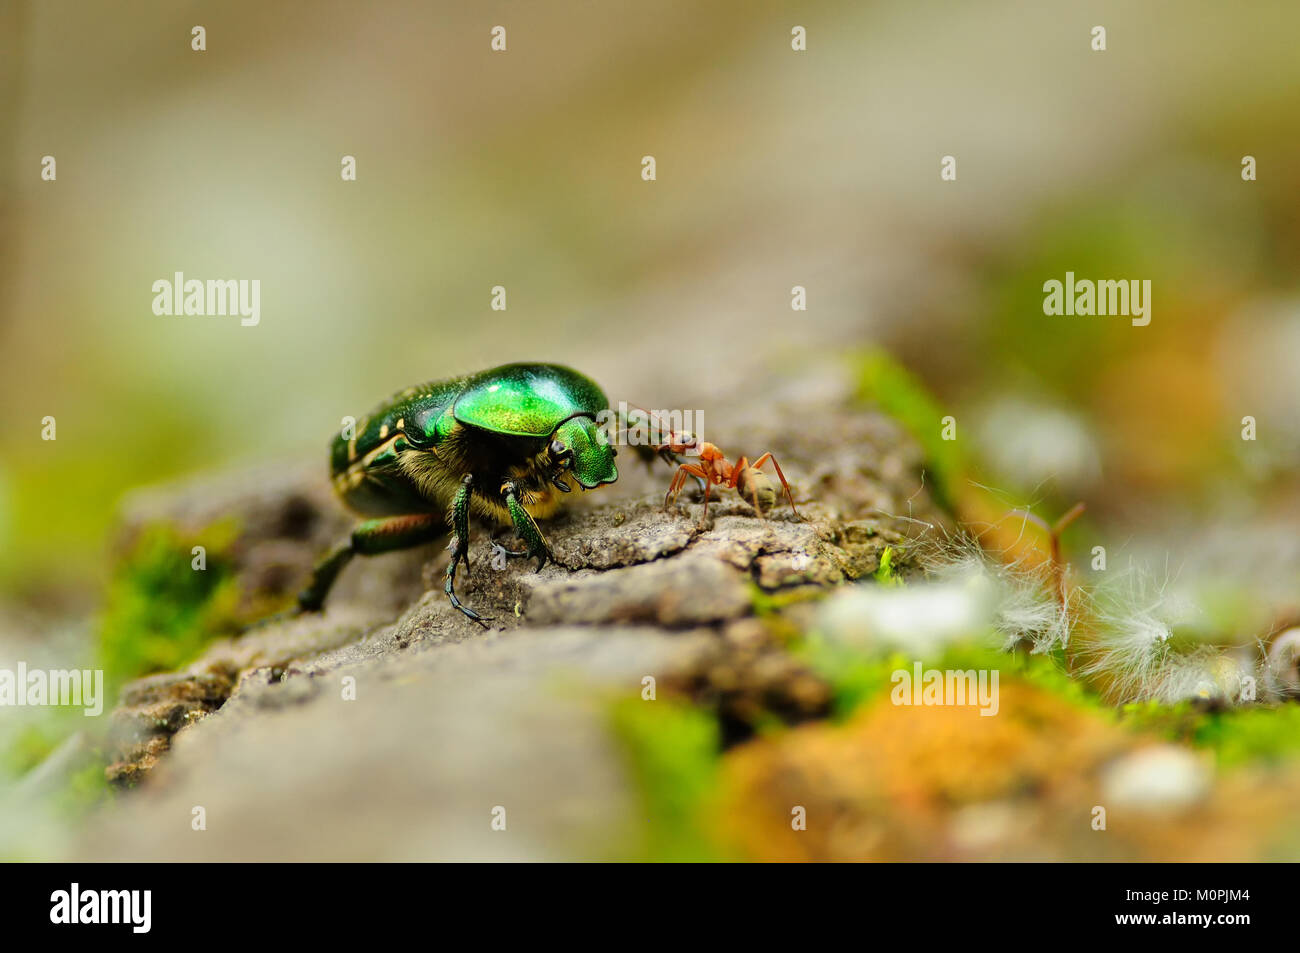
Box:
left=2, top=0, right=1299, bottom=607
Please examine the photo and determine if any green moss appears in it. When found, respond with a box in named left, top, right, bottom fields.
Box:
left=0, top=411, right=205, bottom=596
left=1, top=718, right=113, bottom=830
left=2, top=722, right=60, bottom=776
left=1, top=520, right=243, bottom=820
left=796, top=627, right=1114, bottom=724
left=793, top=630, right=910, bottom=721
left=97, top=520, right=244, bottom=691
left=1118, top=699, right=1192, bottom=734
left=874, top=546, right=903, bottom=587
left=1007, top=648, right=1111, bottom=712
left=748, top=583, right=825, bottom=618
left=855, top=349, right=964, bottom=510
left=608, top=697, right=726, bottom=861
left=1197, top=705, right=1300, bottom=766
left=52, top=757, right=114, bottom=816
left=1123, top=700, right=1300, bottom=768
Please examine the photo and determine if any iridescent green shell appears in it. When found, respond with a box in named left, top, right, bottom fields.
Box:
left=452, top=363, right=608, bottom=436
left=331, top=378, right=461, bottom=475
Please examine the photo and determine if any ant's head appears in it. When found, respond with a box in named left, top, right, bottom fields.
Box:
left=667, top=430, right=699, bottom=454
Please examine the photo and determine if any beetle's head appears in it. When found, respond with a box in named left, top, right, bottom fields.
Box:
left=549, top=414, right=618, bottom=490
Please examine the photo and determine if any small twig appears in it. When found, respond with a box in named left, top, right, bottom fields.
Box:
left=1050, top=502, right=1086, bottom=612
left=1004, top=501, right=1086, bottom=613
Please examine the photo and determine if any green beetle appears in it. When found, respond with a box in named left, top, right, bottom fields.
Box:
left=299, top=363, right=619, bottom=623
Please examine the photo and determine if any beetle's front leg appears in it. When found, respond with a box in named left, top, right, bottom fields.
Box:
left=501, top=480, right=551, bottom=571
left=445, top=474, right=490, bottom=626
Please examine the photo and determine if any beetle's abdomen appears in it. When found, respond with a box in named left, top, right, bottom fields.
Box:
left=332, top=433, right=439, bottom=516
left=329, top=379, right=463, bottom=516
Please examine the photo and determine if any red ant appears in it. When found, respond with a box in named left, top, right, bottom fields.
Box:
left=614, top=407, right=800, bottom=524
left=661, top=433, right=801, bottom=524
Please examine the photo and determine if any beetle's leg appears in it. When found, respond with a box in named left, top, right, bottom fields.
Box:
left=501, top=480, right=551, bottom=571
left=488, top=534, right=532, bottom=572
left=446, top=474, right=491, bottom=626
left=748, top=452, right=801, bottom=519
left=298, top=513, right=444, bottom=612
left=297, top=543, right=353, bottom=612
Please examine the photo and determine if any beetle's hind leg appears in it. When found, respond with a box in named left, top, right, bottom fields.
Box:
left=297, top=544, right=354, bottom=613
left=298, top=512, right=446, bottom=613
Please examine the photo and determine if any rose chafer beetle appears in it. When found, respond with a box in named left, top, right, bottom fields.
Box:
left=299, top=363, right=618, bottom=624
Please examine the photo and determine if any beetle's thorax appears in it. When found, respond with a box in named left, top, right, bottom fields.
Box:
left=393, top=426, right=567, bottom=525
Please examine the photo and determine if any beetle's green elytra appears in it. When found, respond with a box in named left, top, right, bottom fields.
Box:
left=452, top=363, right=609, bottom=438
left=301, top=363, right=619, bottom=624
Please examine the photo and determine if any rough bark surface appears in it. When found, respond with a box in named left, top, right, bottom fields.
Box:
left=82, top=378, right=942, bottom=860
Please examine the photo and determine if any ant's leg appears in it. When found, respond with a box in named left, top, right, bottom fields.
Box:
left=749, top=452, right=801, bottom=519
left=665, top=463, right=708, bottom=512
left=663, top=465, right=688, bottom=509
left=696, top=473, right=714, bottom=525
left=661, top=446, right=707, bottom=493
left=731, top=455, right=768, bottom=518
left=665, top=465, right=686, bottom=509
